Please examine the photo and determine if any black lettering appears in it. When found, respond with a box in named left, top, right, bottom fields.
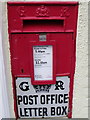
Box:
left=39, top=108, right=42, bottom=116
left=40, top=95, right=45, bottom=104
left=38, top=50, right=45, bottom=53
left=62, top=106, right=67, bottom=115
left=34, top=108, right=38, bottom=116
left=28, top=108, right=32, bottom=116
left=58, top=94, right=63, bottom=103
left=33, top=95, right=38, bottom=104
left=24, top=108, right=29, bottom=117
left=20, top=108, right=24, bottom=117
left=29, top=95, right=33, bottom=105
left=55, top=81, right=65, bottom=90
left=46, top=95, right=50, bottom=104
left=56, top=107, right=61, bottom=115
left=23, top=96, right=28, bottom=105
left=35, top=50, right=37, bottom=53
left=43, top=108, right=48, bottom=116
left=64, top=94, right=68, bottom=103
left=19, top=82, right=29, bottom=91
left=55, top=94, right=57, bottom=104
left=51, top=107, right=55, bottom=116
left=59, top=81, right=65, bottom=90
left=51, top=95, right=55, bottom=104
left=18, top=96, right=22, bottom=105
left=40, top=61, right=47, bottom=64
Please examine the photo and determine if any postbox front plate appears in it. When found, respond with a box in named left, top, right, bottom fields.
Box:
left=16, top=76, right=70, bottom=118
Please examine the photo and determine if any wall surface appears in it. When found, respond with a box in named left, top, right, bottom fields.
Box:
left=88, top=1, right=90, bottom=118
left=72, top=1, right=88, bottom=118
left=0, top=0, right=88, bottom=119
left=1, top=2, right=15, bottom=118
left=0, top=2, right=5, bottom=119
left=0, top=2, right=10, bottom=119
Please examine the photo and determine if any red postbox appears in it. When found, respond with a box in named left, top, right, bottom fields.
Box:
left=7, top=1, right=78, bottom=119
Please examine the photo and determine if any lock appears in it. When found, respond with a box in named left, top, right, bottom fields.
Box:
left=39, top=33, right=46, bottom=41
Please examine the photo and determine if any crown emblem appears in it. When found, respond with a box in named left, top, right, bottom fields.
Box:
left=36, top=5, right=49, bottom=17
left=33, top=85, right=51, bottom=93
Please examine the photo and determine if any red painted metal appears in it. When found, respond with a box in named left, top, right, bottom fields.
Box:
left=7, top=1, right=78, bottom=5
left=7, top=1, right=78, bottom=119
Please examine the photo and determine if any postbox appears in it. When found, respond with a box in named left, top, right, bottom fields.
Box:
left=7, top=1, right=78, bottom=119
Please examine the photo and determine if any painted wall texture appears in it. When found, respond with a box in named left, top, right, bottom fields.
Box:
left=0, top=0, right=88, bottom=119
left=72, top=1, right=88, bottom=118
left=1, top=2, right=15, bottom=118
left=88, top=1, right=90, bottom=119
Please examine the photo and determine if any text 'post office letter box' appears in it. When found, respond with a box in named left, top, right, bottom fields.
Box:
left=7, top=1, right=78, bottom=119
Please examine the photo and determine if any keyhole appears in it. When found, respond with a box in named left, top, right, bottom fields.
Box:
left=21, top=69, right=24, bottom=73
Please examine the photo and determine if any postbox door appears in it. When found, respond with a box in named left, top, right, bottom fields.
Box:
left=11, top=33, right=39, bottom=76
left=11, top=32, right=73, bottom=80
left=47, top=32, right=73, bottom=75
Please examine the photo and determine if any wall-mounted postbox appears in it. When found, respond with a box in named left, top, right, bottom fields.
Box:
left=7, top=1, right=78, bottom=119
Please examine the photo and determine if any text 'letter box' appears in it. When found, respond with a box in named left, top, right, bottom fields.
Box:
left=7, top=1, right=78, bottom=119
